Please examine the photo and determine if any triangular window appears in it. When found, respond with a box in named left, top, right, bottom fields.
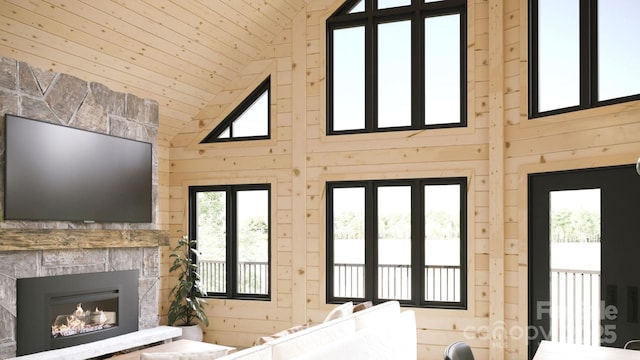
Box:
left=201, top=77, right=270, bottom=143
left=348, top=0, right=364, bottom=13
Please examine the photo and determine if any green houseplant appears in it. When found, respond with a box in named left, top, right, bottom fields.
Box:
left=168, top=236, right=209, bottom=339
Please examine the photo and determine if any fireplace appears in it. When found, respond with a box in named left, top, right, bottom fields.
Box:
left=16, top=270, right=139, bottom=356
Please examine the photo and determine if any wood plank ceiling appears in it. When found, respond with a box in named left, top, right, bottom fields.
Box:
left=0, top=0, right=308, bottom=143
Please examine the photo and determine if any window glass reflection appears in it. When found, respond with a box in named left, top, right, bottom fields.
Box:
left=378, top=0, right=411, bottom=9
left=538, top=0, right=580, bottom=112
left=378, top=20, right=412, bottom=128
left=425, top=14, right=461, bottom=125
left=598, top=0, right=640, bottom=101
left=333, top=26, right=366, bottom=131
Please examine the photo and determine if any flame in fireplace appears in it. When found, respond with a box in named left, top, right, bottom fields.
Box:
left=51, top=303, right=116, bottom=338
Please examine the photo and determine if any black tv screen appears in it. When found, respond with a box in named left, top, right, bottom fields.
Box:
left=4, top=114, right=152, bottom=223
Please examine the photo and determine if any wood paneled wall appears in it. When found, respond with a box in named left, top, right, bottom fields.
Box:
left=166, top=0, right=640, bottom=359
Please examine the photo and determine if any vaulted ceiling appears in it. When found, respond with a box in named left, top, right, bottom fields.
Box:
left=0, top=0, right=309, bottom=144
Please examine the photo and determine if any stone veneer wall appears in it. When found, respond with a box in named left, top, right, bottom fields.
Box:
left=0, top=56, right=161, bottom=359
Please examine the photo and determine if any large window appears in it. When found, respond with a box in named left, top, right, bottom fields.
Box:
left=530, top=0, right=640, bottom=117
left=326, top=178, right=467, bottom=309
left=327, top=0, right=467, bottom=134
left=189, top=184, right=271, bottom=300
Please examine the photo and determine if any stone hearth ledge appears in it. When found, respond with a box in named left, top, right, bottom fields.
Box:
left=8, top=326, right=181, bottom=360
left=0, top=229, right=170, bottom=251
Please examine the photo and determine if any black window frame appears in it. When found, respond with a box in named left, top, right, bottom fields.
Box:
left=529, top=0, right=640, bottom=118
left=326, top=0, right=467, bottom=135
left=201, top=77, right=271, bottom=143
left=189, top=183, right=272, bottom=301
left=326, top=177, right=467, bottom=309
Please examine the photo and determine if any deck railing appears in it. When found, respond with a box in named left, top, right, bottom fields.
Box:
left=550, top=268, right=601, bottom=346
left=200, top=262, right=600, bottom=344
left=334, top=263, right=461, bottom=301
left=199, top=260, right=461, bottom=302
left=199, top=260, right=268, bottom=294
left=424, top=265, right=461, bottom=302
left=333, top=262, right=365, bottom=298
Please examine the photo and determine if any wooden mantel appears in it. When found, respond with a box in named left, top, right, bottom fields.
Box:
left=0, top=228, right=170, bottom=251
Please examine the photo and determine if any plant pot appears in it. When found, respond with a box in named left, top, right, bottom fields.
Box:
left=178, top=324, right=203, bottom=342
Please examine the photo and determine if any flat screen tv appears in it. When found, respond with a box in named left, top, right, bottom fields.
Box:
left=4, top=114, right=152, bottom=223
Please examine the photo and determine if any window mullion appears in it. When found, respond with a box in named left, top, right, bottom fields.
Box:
left=460, top=180, right=468, bottom=308
left=412, top=182, right=424, bottom=306
left=325, top=185, right=335, bottom=301
left=188, top=188, right=198, bottom=245
left=579, top=0, right=593, bottom=107
left=413, top=8, right=422, bottom=129
left=528, top=0, right=540, bottom=116
left=367, top=14, right=375, bottom=132
left=227, top=189, right=236, bottom=298
left=586, top=0, right=598, bottom=106
left=366, top=183, right=377, bottom=301
left=458, top=5, right=468, bottom=127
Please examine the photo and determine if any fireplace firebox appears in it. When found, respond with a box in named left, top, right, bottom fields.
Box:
left=16, top=270, right=139, bottom=356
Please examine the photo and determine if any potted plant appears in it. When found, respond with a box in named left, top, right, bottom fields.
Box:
left=168, top=235, right=209, bottom=341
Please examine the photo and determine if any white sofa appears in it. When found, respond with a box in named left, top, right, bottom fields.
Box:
left=217, top=300, right=416, bottom=360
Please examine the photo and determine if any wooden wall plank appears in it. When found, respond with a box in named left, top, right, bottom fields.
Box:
left=2, top=1, right=225, bottom=93
left=80, top=0, right=244, bottom=73
left=290, top=8, right=308, bottom=326
left=117, top=0, right=251, bottom=66
left=488, top=0, right=505, bottom=358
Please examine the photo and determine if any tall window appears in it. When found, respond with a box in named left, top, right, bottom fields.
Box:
left=189, top=184, right=271, bottom=300
left=530, top=0, right=640, bottom=117
left=201, top=77, right=270, bottom=142
left=327, top=0, right=467, bottom=134
left=326, top=178, right=467, bottom=309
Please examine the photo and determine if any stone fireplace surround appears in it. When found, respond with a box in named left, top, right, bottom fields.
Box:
left=0, top=56, right=168, bottom=359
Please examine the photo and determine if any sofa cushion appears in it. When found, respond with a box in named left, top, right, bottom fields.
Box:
left=322, top=301, right=353, bottom=323
left=290, top=310, right=417, bottom=360
left=352, top=300, right=400, bottom=330
left=352, top=301, right=373, bottom=313
left=217, top=344, right=272, bottom=360
left=254, top=323, right=310, bottom=345
left=269, top=314, right=356, bottom=359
